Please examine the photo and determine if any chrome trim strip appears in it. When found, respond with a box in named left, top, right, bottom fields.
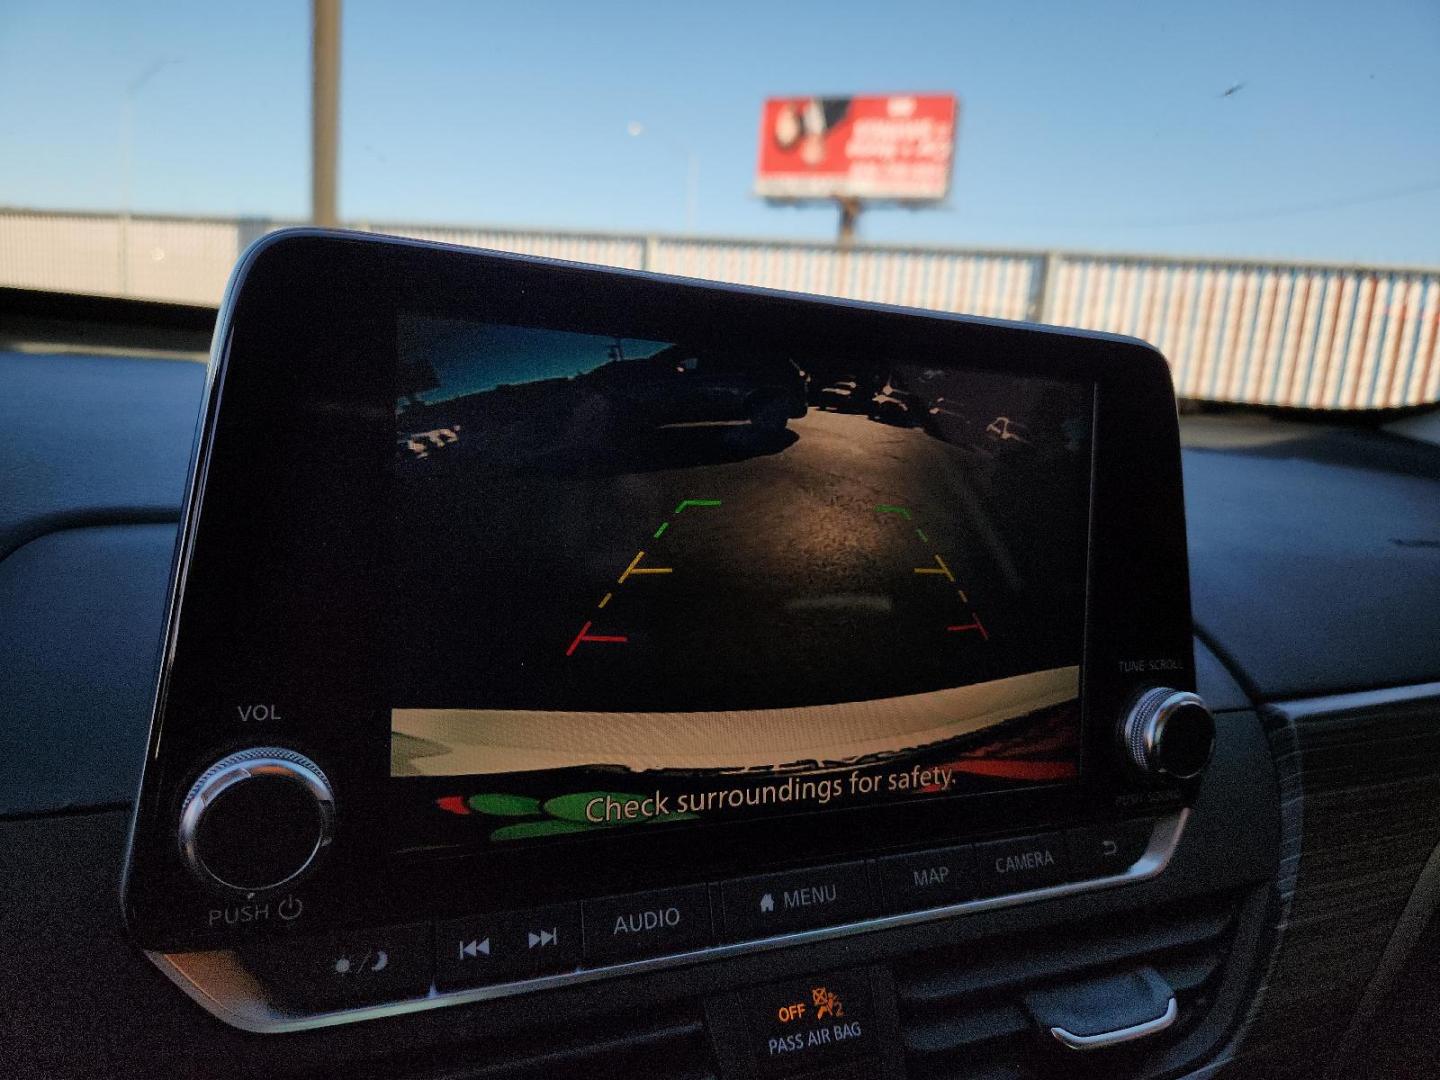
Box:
left=1050, top=996, right=1177, bottom=1050
left=1272, top=680, right=1440, bottom=720
left=148, top=809, right=1188, bottom=1033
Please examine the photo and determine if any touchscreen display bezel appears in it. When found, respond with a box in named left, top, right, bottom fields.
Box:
left=123, top=231, right=1196, bottom=952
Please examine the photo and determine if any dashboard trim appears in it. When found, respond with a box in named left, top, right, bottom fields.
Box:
left=149, top=809, right=1188, bottom=1033
left=1050, top=996, right=1178, bottom=1050
left=1266, top=682, right=1440, bottom=1080
left=1270, top=680, right=1440, bottom=719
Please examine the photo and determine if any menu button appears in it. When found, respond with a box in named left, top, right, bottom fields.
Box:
left=721, top=861, right=873, bottom=940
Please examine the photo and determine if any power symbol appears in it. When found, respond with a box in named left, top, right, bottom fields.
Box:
left=278, top=895, right=304, bottom=921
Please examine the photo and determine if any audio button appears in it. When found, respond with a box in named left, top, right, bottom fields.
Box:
left=581, top=885, right=713, bottom=964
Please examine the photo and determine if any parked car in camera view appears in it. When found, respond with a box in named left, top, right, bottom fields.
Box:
left=922, top=395, right=971, bottom=443
left=985, top=415, right=1030, bottom=444
left=816, top=378, right=867, bottom=413
left=585, top=344, right=808, bottom=432
left=868, top=385, right=923, bottom=426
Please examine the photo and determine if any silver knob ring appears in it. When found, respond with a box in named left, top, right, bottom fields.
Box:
left=177, top=747, right=335, bottom=894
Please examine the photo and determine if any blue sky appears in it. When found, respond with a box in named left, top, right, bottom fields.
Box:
left=401, top=317, right=669, bottom=403
left=2, top=0, right=1437, bottom=264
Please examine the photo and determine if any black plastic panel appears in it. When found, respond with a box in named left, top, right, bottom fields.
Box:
left=0, top=349, right=202, bottom=561
left=1193, top=639, right=1250, bottom=714
left=0, top=524, right=176, bottom=814
left=1184, top=419, right=1440, bottom=700
left=0, top=707, right=1278, bottom=1079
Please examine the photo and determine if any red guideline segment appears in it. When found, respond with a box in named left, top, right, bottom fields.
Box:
left=566, top=620, right=629, bottom=657
left=946, top=615, right=989, bottom=641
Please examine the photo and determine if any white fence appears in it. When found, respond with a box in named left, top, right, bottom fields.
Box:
left=3, top=207, right=1438, bottom=410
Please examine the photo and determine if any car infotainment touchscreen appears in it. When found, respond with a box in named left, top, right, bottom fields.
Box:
left=389, top=315, right=1094, bottom=846
left=124, top=232, right=1201, bottom=968
left=111, top=230, right=1212, bottom=1037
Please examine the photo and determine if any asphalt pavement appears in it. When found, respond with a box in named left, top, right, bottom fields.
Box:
left=392, top=408, right=1084, bottom=712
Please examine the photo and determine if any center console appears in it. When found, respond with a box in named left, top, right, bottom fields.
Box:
left=121, top=231, right=1217, bottom=1048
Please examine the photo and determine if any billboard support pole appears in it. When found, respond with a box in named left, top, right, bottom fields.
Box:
left=837, top=196, right=863, bottom=248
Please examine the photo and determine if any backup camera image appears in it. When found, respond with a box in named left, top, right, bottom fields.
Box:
left=389, top=315, right=1093, bottom=842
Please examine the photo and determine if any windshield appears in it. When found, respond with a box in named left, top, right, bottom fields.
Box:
left=2, top=1, right=1437, bottom=411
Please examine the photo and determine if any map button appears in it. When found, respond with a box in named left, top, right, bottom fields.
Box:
left=876, top=844, right=977, bottom=913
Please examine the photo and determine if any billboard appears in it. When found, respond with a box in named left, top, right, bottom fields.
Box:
left=755, top=94, right=958, bottom=201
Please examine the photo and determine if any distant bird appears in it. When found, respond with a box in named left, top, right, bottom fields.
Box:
left=1220, top=82, right=1247, bottom=98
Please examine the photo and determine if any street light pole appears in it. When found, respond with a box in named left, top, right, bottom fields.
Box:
left=312, top=0, right=341, bottom=226
left=684, top=149, right=699, bottom=235
left=627, top=121, right=699, bottom=234
left=119, top=58, right=176, bottom=295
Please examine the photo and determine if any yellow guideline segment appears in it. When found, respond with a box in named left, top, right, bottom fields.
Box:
left=618, top=550, right=673, bottom=583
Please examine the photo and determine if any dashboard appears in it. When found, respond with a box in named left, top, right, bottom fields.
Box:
left=2, top=275, right=1440, bottom=1080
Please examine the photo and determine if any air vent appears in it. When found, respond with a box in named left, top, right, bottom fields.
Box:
left=348, top=1004, right=716, bottom=1080
left=896, top=892, right=1241, bottom=1080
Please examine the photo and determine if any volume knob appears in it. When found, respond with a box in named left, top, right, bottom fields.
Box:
left=178, top=747, right=335, bottom=895
left=1120, top=688, right=1215, bottom=782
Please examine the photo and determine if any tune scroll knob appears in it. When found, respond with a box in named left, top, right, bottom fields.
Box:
left=177, top=747, right=335, bottom=895
left=1120, top=688, right=1215, bottom=782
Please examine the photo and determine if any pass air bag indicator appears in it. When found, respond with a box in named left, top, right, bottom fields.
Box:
left=743, top=969, right=875, bottom=1073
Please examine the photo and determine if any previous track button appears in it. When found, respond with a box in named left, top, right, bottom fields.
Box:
left=434, top=903, right=581, bottom=990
